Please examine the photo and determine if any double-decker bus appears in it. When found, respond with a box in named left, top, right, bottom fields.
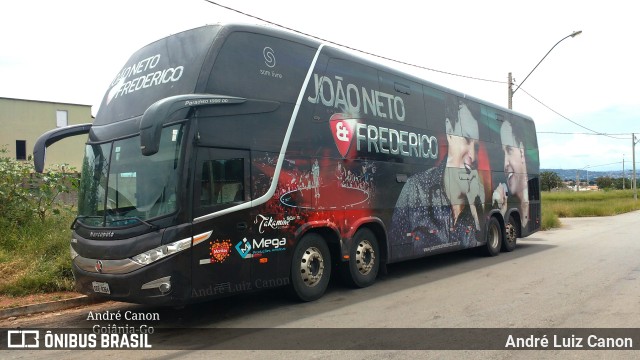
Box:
left=34, top=23, right=540, bottom=305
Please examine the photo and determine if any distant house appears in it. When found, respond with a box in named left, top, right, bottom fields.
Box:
left=0, top=97, right=93, bottom=170
left=574, top=184, right=600, bottom=191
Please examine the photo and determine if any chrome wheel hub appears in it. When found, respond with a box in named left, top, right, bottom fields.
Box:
left=355, top=240, right=375, bottom=275
left=300, top=247, right=324, bottom=287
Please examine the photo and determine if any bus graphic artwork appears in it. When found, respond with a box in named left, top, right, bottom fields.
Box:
left=33, top=24, right=540, bottom=305
left=330, top=114, right=356, bottom=158
left=235, top=238, right=252, bottom=259
left=208, top=239, right=231, bottom=264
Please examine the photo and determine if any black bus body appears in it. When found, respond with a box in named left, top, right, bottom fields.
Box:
left=34, top=24, right=541, bottom=305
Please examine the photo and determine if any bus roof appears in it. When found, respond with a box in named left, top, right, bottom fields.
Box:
left=95, top=23, right=533, bottom=127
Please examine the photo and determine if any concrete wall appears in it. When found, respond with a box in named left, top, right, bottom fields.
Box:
left=0, top=97, right=93, bottom=171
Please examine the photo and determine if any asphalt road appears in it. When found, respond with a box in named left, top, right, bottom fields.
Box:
left=2, top=211, right=639, bottom=359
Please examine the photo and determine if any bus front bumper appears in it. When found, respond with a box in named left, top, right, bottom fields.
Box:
left=71, top=253, right=190, bottom=306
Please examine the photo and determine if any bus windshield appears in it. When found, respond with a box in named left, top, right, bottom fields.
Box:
left=77, top=123, right=185, bottom=228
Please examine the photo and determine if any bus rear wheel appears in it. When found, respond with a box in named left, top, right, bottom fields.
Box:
left=341, top=228, right=379, bottom=288
left=483, top=217, right=502, bottom=257
left=502, top=215, right=518, bottom=252
left=289, top=233, right=331, bottom=302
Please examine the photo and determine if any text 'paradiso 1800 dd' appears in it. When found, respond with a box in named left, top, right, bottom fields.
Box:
left=34, top=23, right=541, bottom=305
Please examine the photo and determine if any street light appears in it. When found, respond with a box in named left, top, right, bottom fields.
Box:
left=508, top=30, right=582, bottom=109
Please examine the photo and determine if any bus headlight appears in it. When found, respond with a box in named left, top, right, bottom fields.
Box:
left=131, top=238, right=191, bottom=266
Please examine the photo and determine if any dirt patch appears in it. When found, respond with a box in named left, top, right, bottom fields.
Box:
left=0, top=291, right=82, bottom=310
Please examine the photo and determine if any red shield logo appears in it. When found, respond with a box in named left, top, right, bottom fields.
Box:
left=329, top=114, right=357, bottom=158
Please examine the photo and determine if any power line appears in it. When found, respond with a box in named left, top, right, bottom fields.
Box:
left=517, top=87, right=627, bottom=140
left=538, top=131, right=633, bottom=138
left=202, top=0, right=503, bottom=84
left=204, top=0, right=626, bottom=141
left=582, top=161, right=624, bottom=169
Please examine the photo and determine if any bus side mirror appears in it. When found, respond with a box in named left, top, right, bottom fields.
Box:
left=33, top=123, right=92, bottom=173
left=139, top=94, right=246, bottom=156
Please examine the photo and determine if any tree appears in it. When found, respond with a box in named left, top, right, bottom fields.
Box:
left=0, top=147, right=77, bottom=225
left=595, top=176, right=614, bottom=190
left=540, top=171, right=562, bottom=192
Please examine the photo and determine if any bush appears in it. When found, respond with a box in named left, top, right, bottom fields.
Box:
left=0, top=147, right=78, bottom=224
left=541, top=206, right=561, bottom=230
left=0, top=148, right=34, bottom=225
left=0, top=211, right=76, bottom=295
left=0, top=148, right=78, bottom=295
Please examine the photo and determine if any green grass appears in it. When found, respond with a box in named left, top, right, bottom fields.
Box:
left=541, top=190, right=640, bottom=230
left=541, top=206, right=561, bottom=230
left=0, top=211, right=75, bottom=296
left=1, top=190, right=639, bottom=296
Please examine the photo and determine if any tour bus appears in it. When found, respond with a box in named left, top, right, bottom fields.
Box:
left=34, top=23, right=540, bottom=305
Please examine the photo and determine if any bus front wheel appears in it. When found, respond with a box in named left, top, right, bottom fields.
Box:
left=289, top=233, right=331, bottom=302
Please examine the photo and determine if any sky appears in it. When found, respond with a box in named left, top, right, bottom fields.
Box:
left=1, top=0, right=639, bottom=172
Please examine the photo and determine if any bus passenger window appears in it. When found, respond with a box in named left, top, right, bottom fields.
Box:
left=200, top=158, right=244, bottom=207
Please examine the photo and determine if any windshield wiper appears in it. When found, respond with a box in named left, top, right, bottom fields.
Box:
left=71, top=216, right=104, bottom=230
left=106, top=216, right=159, bottom=231
left=72, top=215, right=158, bottom=231
left=129, top=217, right=159, bottom=231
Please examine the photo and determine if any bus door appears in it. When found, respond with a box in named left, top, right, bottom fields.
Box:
left=191, top=147, right=253, bottom=299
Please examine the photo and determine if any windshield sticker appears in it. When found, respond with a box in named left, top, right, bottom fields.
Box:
left=106, top=54, right=185, bottom=105
left=263, top=47, right=276, bottom=68
left=259, top=46, right=283, bottom=80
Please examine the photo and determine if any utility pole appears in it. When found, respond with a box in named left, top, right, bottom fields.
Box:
left=587, top=169, right=590, bottom=187
left=623, top=154, right=625, bottom=190
left=633, top=134, right=637, bottom=200
left=508, top=72, right=514, bottom=110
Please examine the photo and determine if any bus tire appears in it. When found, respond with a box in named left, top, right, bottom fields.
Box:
left=289, top=233, right=331, bottom=302
left=483, top=217, right=502, bottom=257
left=502, top=215, right=518, bottom=252
left=341, top=228, right=379, bottom=288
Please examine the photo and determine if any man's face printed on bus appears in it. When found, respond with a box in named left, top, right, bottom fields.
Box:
left=501, top=121, right=526, bottom=197
left=445, top=103, right=481, bottom=200
left=446, top=103, right=479, bottom=173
